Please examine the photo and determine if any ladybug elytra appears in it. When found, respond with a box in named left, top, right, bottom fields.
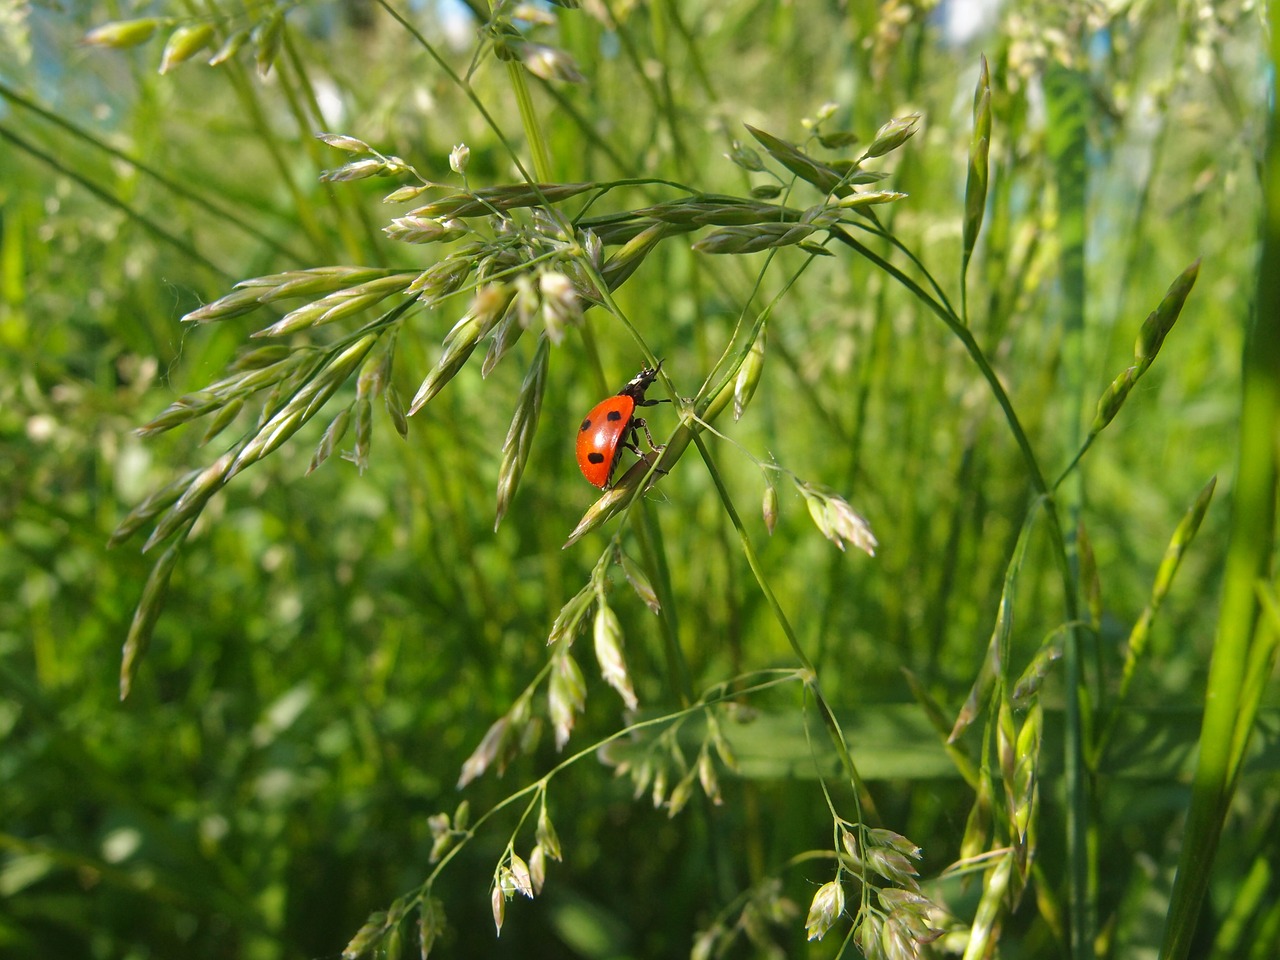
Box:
left=576, top=363, right=666, bottom=489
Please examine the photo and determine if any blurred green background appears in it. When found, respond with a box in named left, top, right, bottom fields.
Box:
left=1, top=1, right=1275, bottom=958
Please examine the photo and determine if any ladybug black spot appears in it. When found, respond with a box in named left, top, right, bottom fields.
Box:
left=607, top=410, right=623, bottom=421
left=587, top=452, right=605, bottom=465
left=580, top=418, right=592, bottom=432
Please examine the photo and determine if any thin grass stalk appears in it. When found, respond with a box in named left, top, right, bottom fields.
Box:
left=374, top=0, right=536, bottom=187
left=0, top=79, right=304, bottom=263
left=828, top=228, right=1044, bottom=489
left=531, top=80, right=635, bottom=176
left=630, top=504, right=693, bottom=706
left=690, top=432, right=876, bottom=822
left=0, top=124, right=227, bottom=278
left=217, top=49, right=337, bottom=261
left=506, top=61, right=554, bottom=183
left=598, top=0, right=675, bottom=161
left=1159, top=10, right=1280, bottom=949
left=1045, top=60, right=1095, bottom=960
left=278, top=29, right=386, bottom=261
left=645, top=0, right=694, bottom=184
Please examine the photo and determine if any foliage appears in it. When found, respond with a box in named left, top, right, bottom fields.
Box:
left=1, top=1, right=1276, bottom=959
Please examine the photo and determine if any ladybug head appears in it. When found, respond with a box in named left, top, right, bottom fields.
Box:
left=618, top=360, right=662, bottom=401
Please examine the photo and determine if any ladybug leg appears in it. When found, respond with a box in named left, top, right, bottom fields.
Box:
left=630, top=417, right=664, bottom=453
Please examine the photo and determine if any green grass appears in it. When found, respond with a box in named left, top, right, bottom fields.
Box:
left=1, top=1, right=1276, bottom=959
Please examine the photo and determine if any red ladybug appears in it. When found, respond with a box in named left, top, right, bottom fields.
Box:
left=576, top=363, right=665, bottom=489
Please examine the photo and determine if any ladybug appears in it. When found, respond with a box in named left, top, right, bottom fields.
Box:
left=576, top=363, right=666, bottom=489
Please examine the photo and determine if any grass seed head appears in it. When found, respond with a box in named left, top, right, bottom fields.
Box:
left=529, top=845, right=546, bottom=896
left=548, top=651, right=586, bottom=749
left=536, top=806, right=562, bottom=861
left=159, top=24, right=214, bottom=73
left=491, top=884, right=505, bottom=937
left=862, top=113, right=922, bottom=160
left=593, top=605, right=638, bottom=710
left=804, top=880, right=844, bottom=941
left=207, top=29, right=250, bottom=66
left=83, top=18, right=160, bottom=48
left=449, top=143, right=470, bottom=175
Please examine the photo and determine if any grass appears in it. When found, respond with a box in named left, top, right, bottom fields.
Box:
left=0, top=1, right=1275, bottom=958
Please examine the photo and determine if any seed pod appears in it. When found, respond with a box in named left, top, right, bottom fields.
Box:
left=862, top=114, right=921, bottom=160
left=159, top=23, right=214, bottom=73
left=618, top=550, right=660, bottom=614
left=254, top=8, right=284, bottom=77
left=491, top=885, right=505, bottom=937
left=418, top=898, right=445, bottom=959
left=508, top=854, right=534, bottom=898
left=593, top=604, right=638, bottom=710
left=762, top=482, right=778, bottom=535
left=1134, top=259, right=1200, bottom=372
left=536, top=806, right=562, bottom=861
left=804, top=880, right=845, bottom=941
left=529, top=845, right=546, bottom=896
left=548, top=650, right=586, bottom=750
left=342, top=910, right=389, bottom=960
left=449, top=143, right=470, bottom=175
left=84, top=18, right=160, bottom=48
left=208, top=28, right=250, bottom=66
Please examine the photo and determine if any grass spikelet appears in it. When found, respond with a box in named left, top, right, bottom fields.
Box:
left=963, top=55, right=992, bottom=281
left=861, top=114, right=921, bottom=160
left=342, top=909, right=391, bottom=960
left=119, top=531, right=186, bottom=700
left=618, top=549, right=660, bottom=614
left=109, top=467, right=202, bottom=547
left=795, top=481, right=878, bottom=555
left=253, top=9, right=284, bottom=77
left=199, top=396, right=244, bottom=445
left=495, top=337, right=549, bottom=529
left=418, top=899, right=445, bottom=959
left=733, top=326, right=766, bottom=421
left=1134, top=258, right=1200, bottom=372
left=593, top=603, right=638, bottom=710
left=231, top=334, right=378, bottom=474
left=159, top=23, right=214, bottom=73
left=692, top=221, right=824, bottom=254
left=745, top=124, right=847, bottom=196
left=83, top=18, right=161, bottom=48
left=207, top=28, right=249, bottom=66
left=803, top=880, right=844, bottom=941
left=308, top=406, right=352, bottom=475
left=548, top=650, right=587, bottom=750
left=143, top=452, right=235, bottom=552
left=182, top=286, right=269, bottom=324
